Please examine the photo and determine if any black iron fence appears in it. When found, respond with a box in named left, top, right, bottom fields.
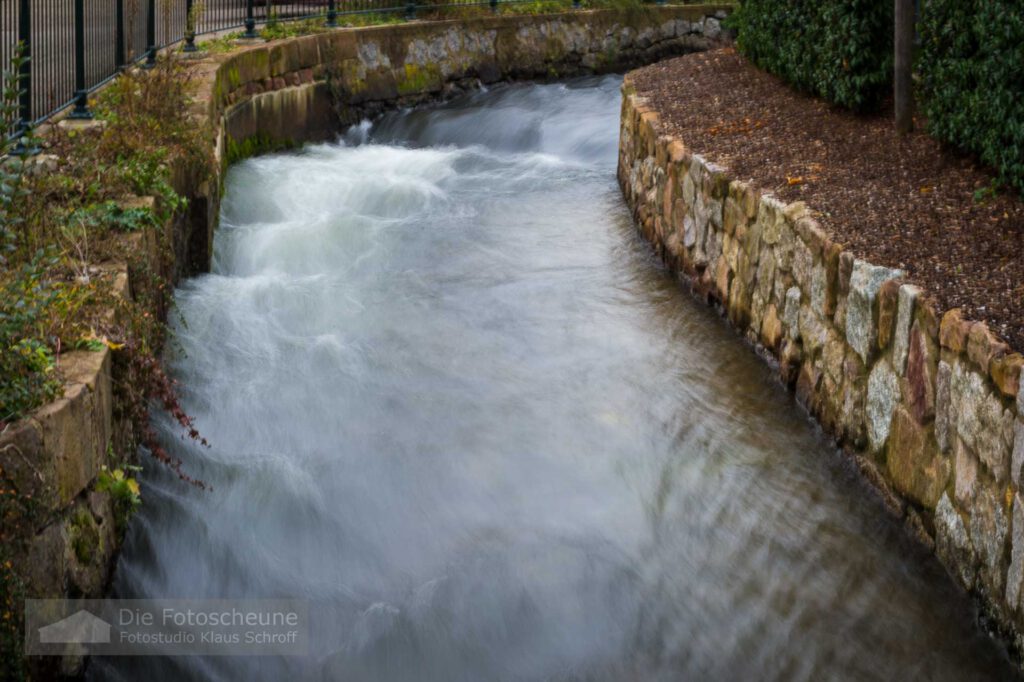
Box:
left=3, top=0, right=643, bottom=139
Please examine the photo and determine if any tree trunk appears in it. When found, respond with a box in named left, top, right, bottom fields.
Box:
left=895, top=0, right=915, bottom=134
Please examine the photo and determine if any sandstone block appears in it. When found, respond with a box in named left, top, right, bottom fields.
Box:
left=990, top=353, right=1023, bottom=399
left=877, top=279, right=901, bottom=353
left=939, top=308, right=971, bottom=352
left=887, top=406, right=949, bottom=508
left=780, top=339, right=802, bottom=387
left=968, top=322, right=1009, bottom=372
left=758, top=195, right=786, bottom=246
left=905, top=323, right=937, bottom=424
left=761, top=303, right=782, bottom=351
left=796, top=359, right=822, bottom=409
left=723, top=197, right=745, bottom=236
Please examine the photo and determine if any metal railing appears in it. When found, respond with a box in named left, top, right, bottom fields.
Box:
left=3, top=0, right=649, bottom=138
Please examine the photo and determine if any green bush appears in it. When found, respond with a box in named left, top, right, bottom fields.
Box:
left=732, top=0, right=894, bottom=112
left=0, top=254, right=64, bottom=424
left=918, top=0, right=1024, bottom=194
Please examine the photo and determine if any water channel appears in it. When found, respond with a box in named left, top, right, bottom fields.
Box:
left=93, top=75, right=1017, bottom=681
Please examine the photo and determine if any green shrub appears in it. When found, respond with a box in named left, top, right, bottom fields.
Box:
left=0, top=254, right=64, bottom=424
left=732, top=0, right=894, bottom=112
left=918, top=0, right=1024, bottom=194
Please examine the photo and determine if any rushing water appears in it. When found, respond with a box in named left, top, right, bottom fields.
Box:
left=94, top=76, right=1018, bottom=681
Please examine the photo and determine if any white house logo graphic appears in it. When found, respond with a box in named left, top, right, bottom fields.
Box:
left=37, top=609, right=111, bottom=645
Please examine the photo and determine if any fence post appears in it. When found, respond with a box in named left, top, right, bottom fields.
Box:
left=70, top=0, right=92, bottom=118
left=244, top=0, right=257, bottom=38
left=405, top=0, right=416, bottom=21
left=144, top=0, right=157, bottom=67
left=115, top=0, right=126, bottom=68
left=327, top=0, right=337, bottom=27
left=183, top=0, right=198, bottom=51
left=15, top=0, right=32, bottom=144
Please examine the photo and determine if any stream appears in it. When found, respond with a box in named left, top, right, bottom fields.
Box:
left=93, top=75, right=1017, bottom=681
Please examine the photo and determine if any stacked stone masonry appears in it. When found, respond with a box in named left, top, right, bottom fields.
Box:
left=618, top=79, right=1024, bottom=649
left=195, top=6, right=733, bottom=158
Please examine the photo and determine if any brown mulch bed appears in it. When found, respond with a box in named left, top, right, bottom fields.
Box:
left=629, top=48, right=1024, bottom=351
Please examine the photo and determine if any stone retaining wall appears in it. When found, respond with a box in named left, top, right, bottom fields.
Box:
left=618, top=77, right=1024, bottom=651
left=191, top=5, right=732, bottom=171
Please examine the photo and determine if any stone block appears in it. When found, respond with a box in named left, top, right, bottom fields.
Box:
left=791, top=240, right=814, bottom=294
left=969, top=487, right=1009, bottom=598
left=867, top=359, right=900, bottom=452
left=841, top=350, right=868, bottom=448
left=715, top=258, right=731, bottom=302
left=667, top=140, right=687, bottom=164
left=796, top=360, right=822, bottom=409
left=935, top=493, right=977, bottom=589
left=939, top=308, right=970, bottom=352
left=968, top=322, right=1009, bottom=372
left=799, top=306, right=828, bottom=357
left=754, top=249, right=775, bottom=303
left=758, top=195, right=786, bottom=246
left=1014, top=420, right=1024, bottom=487
left=846, top=260, right=904, bottom=365
left=952, top=362, right=1014, bottom=483
left=954, top=439, right=978, bottom=507
left=723, top=196, right=745, bottom=236
left=904, top=323, right=936, bottom=424
left=877, top=279, right=901, bottom=353
left=936, top=360, right=954, bottom=453
left=892, top=284, right=921, bottom=375
left=990, top=353, right=1023, bottom=399
left=822, top=332, right=846, bottom=385
left=1019, top=368, right=1024, bottom=415
left=34, top=350, right=111, bottom=509
left=783, top=287, right=801, bottom=341
left=780, top=339, right=802, bottom=387
left=887, top=406, right=949, bottom=508
left=761, top=303, right=782, bottom=351
left=1008, top=494, right=1024, bottom=613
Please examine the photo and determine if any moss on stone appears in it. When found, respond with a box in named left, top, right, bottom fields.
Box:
left=226, top=133, right=297, bottom=165
left=69, top=509, right=99, bottom=565
left=397, top=63, right=442, bottom=95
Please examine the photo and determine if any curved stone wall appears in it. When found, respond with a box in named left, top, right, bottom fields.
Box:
left=197, top=6, right=732, bottom=172
left=618, top=77, right=1024, bottom=653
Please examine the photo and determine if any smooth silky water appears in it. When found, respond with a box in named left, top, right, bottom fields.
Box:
left=93, top=76, right=1018, bottom=681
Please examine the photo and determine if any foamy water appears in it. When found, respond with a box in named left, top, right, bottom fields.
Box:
left=92, top=76, right=1017, bottom=681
